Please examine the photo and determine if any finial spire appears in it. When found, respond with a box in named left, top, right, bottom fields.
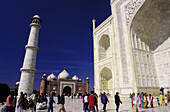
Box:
left=92, top=17, right=96, bottom=37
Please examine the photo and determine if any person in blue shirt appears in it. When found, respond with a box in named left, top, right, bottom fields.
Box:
left=101, top=92, right=109, bottom=112
left=58, top=92, right=66, bottom=112
left=48, top=92, right=55, bottom=112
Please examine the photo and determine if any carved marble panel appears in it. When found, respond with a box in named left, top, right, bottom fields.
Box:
left=125, top=0, right=144, bottom=24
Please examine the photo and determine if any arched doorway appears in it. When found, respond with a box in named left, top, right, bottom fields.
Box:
left=99, top=34, right=111, bottom=61
left=100, top=67, right=113, bottom=94
left=63, top=86, right=71, bottom=96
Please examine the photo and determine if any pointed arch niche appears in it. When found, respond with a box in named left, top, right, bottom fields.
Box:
left=100, top=67, right=113, bottom=94
left=130, top=0, right=170, bottom=87
left=98, top=34, right=111, bottom=61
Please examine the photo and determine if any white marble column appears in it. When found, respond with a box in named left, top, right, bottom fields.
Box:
left=134, top=33, right=138, bottom=49
left=138, top=38, right=142, bottom=50
left=18, top=15, right=42, bottom=96
left=142, top=41, right=146, bottom=51
left=131, top=33, right=134, bottom=48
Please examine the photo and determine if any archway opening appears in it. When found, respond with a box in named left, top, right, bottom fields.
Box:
left=63, top=86, right=71, bottom=96
left=99, top=34, right=111, bottom=60
left=130, top=0, right=170, bottom=87
left=100, top=67, right=113, bottom=94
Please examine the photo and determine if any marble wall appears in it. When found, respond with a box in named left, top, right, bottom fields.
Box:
left=154, top=37, right=170, bottom=88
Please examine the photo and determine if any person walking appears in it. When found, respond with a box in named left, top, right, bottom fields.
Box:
left=29, top=91, right=37, bottom=112
left=114, top=92, right=122, bottom=112
left=83, top=92, right=89, bottom=112
left=101, top=92, right=109, bottom=112
left=28, top=97, right=35, bottom=112
left=159, top=93, right=166, bottom=106
left=17, top=92, right=25, bottom=112
left=4, top=94, right=14, bottom=112
left=140, top=92, right=144, bottom=108
left=160, top=87, right=164, bottom=95
left=48, top=92, right=55, bottom=112
left=132, top=93, right=138, bottom=112
left=94, top=93, right=98, bottom=111
left=137, top=93, right=141, bottom=108
left=57, top=94, right=60, bottom=103
left=58, top=92, right=66, bottom=112
left=149, top=94, right=153, bottom=108
left=143, top=93, right=148, bottom=108
left=88, top=91, right=95, bottom=112
left=167, top=91, right=170, bottom=103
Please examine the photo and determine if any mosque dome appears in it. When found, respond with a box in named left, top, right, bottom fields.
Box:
left=33, top=15, right=41, bottom=19
left=72, top=75, right=79, bottom=80
left=58, top=70, right=70, bottom=79
left=43, top=74, right=46, bottom=77
left=15, top=81, right=20, bottom=86
left=47, top=73, right=57, bottom=81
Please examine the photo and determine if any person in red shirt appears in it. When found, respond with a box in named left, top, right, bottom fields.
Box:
left=88, top=91, right=95, bottom=112
left=5, top=95, right=14, bottom=112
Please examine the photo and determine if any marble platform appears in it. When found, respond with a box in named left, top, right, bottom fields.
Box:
left=35, top=97, right=170, bottom=112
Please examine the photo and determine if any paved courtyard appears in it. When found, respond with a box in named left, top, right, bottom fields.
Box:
left=36, top=97, right=170, bottom=112
left=1, top=96, right=169, bottom=112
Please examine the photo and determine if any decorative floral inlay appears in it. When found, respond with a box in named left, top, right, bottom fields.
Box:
left=125, top=0, right=143, bottom=24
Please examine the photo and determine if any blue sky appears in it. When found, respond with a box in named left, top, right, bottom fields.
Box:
left=0, top=0, right=111, bottom=91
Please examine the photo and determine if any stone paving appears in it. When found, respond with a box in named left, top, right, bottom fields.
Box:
left=35, top=97, right=170, bottom=112
left=1, top=97, right=169, bottom=112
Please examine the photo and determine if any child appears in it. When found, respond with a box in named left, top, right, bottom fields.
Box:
left=157, top=98, right=160, bottom=106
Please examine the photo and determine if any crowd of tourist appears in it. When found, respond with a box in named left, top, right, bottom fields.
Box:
left=129, top=87, right=170, bottom=111
left=2, top=87, right=170, bottom=112
left=81, top=91, right=122, bottom=112
left=82, top=91, right=109, bottom=112
left=3, top=91, right=48, bottom=112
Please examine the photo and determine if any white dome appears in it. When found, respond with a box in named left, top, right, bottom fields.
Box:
left=58, top=70, right=70, bottom=79
left=33, top=15, right=41, bottom=19
left=15, top=81, right=20, bottom=86
left=72, top=75, right=79, bottom=80
left=47, top=73, right=57, bottom=81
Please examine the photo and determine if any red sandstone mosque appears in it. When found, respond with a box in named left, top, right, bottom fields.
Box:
left=40, top=69, right=89, bottom=96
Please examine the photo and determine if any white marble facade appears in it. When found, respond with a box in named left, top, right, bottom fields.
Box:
left=93, top=0, right=170, bottom=100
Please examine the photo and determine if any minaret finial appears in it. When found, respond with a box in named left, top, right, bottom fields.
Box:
left=92, top=17, right=96, bottom=37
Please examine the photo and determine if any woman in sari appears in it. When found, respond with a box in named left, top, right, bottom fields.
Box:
left=149, top=94, right=153, bottom=108
left=143, top=93, right=148, bottom=108
left=159, top=93, right=166, bottom=106
left=137, top=93, right=141, bottom=108
left=140, top=92, right=144, bottom=107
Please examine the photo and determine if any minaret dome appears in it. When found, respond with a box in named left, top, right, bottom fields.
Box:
left=31, top=15, right=42, bottom=24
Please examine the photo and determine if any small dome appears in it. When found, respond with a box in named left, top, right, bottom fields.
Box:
left=33, top=15, right=41, bottom=19
left=43, top=74, right=46, bottom=77
left=58, top=70, right=70, bottom=79
left=86, top=77, right=89, bottom=80
left=15, top=81, right=20, bottom=86
left=72, top=75, right=79, bottom=80
left=47, top=73, right=57, bottom=81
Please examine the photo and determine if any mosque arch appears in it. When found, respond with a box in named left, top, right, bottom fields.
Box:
left=63, top=86, right=71, bottom=96
left=98, top=34, right=111, bottom=61
left=99, top=67, right=113, bottom=94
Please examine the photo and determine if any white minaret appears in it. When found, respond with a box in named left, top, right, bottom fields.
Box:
left=18, top=15, right=42, bottom=96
